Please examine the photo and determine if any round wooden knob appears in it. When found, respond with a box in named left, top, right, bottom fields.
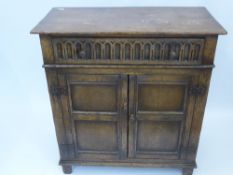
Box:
left=171, top=50, right=177, bottom=56
left=79, top=50, right=86, bottom=58
left=170, top=50, right=178, bottom=60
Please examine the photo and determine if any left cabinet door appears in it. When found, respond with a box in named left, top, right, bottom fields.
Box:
left=57, top=73, right=128, bottom=161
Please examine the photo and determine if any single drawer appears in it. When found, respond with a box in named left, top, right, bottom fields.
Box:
left=52, top=37, right=204, bottom=65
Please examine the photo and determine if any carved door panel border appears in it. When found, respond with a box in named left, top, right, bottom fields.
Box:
left=128, top=74, right=197, bottom=159
left=57, top=73, right=128, bottom=160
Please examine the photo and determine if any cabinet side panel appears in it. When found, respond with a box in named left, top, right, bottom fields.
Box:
left=40, top=35, right=75, bottom=159
left=56, top=73, right=76, bottom=159
left=46, top=69, right=74, bottom=160
left=45, top=70, right=66, bottom=143
left=186, top=70, right=212, bottom=160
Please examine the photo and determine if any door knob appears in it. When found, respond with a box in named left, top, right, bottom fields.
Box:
left=79, top=50, right=86, bottom=58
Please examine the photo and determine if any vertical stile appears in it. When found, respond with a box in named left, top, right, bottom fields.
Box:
left=179, top=43, right=184, bottom=62
left=110, top=42, right=114, bottom=60
left=160, top=42, right=165, bottom=61
left=189, top=43, right=195, bottom=62
left=101, top=42, right=104, bottom=60
left=140, top=42, right=143, bottom=61
left=121, top=41, right=124, bottom=61
left=150, top=42, right=153, bottom=61
left=90, top=41, right=94, bottom=61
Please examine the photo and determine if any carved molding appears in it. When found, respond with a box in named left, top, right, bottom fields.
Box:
left=52, top=38, right=204, bottom=64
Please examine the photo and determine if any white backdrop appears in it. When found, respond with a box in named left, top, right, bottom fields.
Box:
left=0, top=1, right=232, bottom=175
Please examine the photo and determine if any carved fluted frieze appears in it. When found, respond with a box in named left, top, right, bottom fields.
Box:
left=52, top=38, right=204, bottom=64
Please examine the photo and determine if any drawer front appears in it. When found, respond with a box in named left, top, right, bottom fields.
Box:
left=52, top=38, right=204, bottom=65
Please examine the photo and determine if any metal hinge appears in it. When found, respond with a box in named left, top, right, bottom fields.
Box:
left=189, top=85, right=206, bottom=96
left=50, top=86, right=68, bottom=97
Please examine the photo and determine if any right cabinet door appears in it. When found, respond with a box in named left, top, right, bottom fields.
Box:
left=128, top=74, right=197, bottom=159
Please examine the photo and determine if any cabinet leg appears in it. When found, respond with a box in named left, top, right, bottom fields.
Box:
left=62, top=165, right=72, bottom=174
left=182, top=168, right=193, bottom=175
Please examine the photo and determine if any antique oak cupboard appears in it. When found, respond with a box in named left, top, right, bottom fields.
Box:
left=31, top=7, right=227, bottom=175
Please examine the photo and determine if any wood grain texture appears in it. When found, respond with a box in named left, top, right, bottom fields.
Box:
left=31, top=7, right=227, bottom=36
left=50, top=37, right=205, bottom=65
left=32, top=7, right=227, bottom=175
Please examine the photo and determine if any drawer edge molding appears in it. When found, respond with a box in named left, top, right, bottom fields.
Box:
left=43, top=64, right=214, bottom=69
left=52, top=38, right=205, bottom=64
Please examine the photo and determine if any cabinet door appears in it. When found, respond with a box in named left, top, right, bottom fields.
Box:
left=128, top=74, right=196, bottom=159
left=58, top=73, right=128, bottom=160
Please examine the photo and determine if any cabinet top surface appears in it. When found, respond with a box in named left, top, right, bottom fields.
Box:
left=31, top=7, right=227, bottom=36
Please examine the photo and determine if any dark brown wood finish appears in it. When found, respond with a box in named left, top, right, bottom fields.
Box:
left=62, top=73, right=128, bottom=160
left=31, top=7, right=227, bottom=175
left=50, top=37, right=205, bottom=65
left=128, top=74, right=196, bottom=160
left=31, top=7, right=226, bottom=36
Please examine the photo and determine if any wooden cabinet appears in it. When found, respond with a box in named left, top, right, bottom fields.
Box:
left=31, top=7, right=227, bottom=175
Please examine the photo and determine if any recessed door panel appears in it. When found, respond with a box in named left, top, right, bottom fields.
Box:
left=128, top=74, right=195, bottom=159
left=137, top=121, right=181, bottom=152
left=75, top=121, right=118, bottom=151
left=59, top=74, right=128, bottom=160
left=138, top=84, right=185, bottom=111
left=70, top=84, right=117, bottom=112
